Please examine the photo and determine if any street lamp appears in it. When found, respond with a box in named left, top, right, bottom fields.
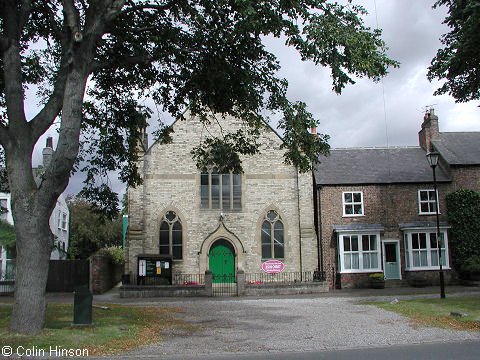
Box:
left=426, top=151, right=446, bottom=299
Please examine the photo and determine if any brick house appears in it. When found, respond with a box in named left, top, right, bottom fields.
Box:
left=315, top=109, right=480, bottom=288
left=125, top=112, right=318, bottom=283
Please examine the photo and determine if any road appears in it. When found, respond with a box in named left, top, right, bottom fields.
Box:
left=114, top=295, right=480, bottom=359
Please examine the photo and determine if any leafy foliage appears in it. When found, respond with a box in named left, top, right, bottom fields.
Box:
left=97, top=246, right=125, bottom=265
left=428, top=0, right=480, bottom=102
left=0, top=1, right=398, bottom=215
left=67, top=197, right=123, bottom=260
left=0, top=219, right=15, bottom=249
left=445, top=189, right=480, bottom=271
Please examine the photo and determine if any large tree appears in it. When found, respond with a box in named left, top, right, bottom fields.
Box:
left=428, top=0, right=480, bottom=102
left=0, top=0, right=397, bottom=334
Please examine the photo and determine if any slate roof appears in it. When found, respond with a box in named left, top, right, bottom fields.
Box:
left=314, top=147, right=451, bottom=185
left=432, top=132, right=480, bottom=165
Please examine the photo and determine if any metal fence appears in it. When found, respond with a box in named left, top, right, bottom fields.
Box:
left=0, top=266, right=15, bottom=295
left=172, top=273, right=205, bottom=286
left=212, top=274, right=237, bottom=296
left=246, top=271, right=326, bottom=285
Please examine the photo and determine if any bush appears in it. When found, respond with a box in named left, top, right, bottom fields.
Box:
left=446, top=189, right=480, bottom=271
left=97, top=246, right=125, bottom=265
left=461, top=255, right=480, bottom=273
left=368, top=273, right=384, bottom=280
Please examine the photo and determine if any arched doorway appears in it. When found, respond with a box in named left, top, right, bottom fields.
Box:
left=209, top=239, right=235, bottom=283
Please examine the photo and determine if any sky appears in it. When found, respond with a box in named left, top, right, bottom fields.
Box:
left=29, top=0, right=479, bottom=198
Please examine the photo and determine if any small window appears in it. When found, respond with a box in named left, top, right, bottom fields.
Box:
left=342, top=191, right=364, bottom=216
left=418, top=190, right=438, bottom=214
left=159, top=211, right=183, bottom=260
left=261, top=210, right=284, bottom=259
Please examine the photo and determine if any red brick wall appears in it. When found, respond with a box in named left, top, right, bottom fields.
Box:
left=318, top=182, right=452, bottom=288
left=89, top=255, right=124, bottom=294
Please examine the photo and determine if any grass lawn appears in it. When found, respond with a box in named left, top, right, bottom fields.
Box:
left=372, top=296, right=480, bottom=331
left=0, top=303, right=194, bottom=355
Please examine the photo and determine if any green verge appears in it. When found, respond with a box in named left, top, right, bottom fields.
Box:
left=0, top=303, right=194, bottom=355
left=371, top=296, right=480, bottom=331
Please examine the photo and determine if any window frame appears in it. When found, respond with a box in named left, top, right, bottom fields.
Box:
left=261, top=210, right=285, bottom=260
left=159, top=211, right=183, bottom=260
left=342, top=191, right=364, bottom=217
left=403, top=229, right=449, bottom=270
left=337, top=232, right=381, bottom=273
left=201, top=169, right=241, bottom=211
left=418, top=189, right=440, bottom=215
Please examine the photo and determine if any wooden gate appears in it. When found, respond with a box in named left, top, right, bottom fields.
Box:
left=46, top=260, right=89, bottom=292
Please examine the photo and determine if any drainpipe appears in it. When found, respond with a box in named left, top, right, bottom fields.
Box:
left=313, top=179, right=324, bottom=275
left=296, top=168, right=303, bottom=281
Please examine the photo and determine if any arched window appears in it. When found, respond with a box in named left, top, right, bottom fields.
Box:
left=159, top=211, right=182, bottom=259
left=261, top=210, right=284, bottom=259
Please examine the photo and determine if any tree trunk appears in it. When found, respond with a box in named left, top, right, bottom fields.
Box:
left=9, top=212, right=52, bottom=334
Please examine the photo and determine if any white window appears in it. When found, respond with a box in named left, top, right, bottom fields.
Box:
left=338, top=233, right=381, bottom=273
left=342, top=191, right=364, bottom=216
left=58, top=212, right=67, bottom=231
left=418, top=190, right=439, bottom=215
left=404, top=230, right=449, bottom=270
left=0, top=198, right=8, bottom=220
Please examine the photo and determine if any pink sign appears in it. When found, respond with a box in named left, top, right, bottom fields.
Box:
left=261, top=260, right=285, bottom=274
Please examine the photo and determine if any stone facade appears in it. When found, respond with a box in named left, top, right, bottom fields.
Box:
left=126, top=112, right=318, bottom=280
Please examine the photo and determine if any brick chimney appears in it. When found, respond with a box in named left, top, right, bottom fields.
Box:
left=42, top=137, right=54, bottom=167
left=418, top=108, right=439, bottom=151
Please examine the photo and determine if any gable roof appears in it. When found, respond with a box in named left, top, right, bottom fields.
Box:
left=432, top=132, right=480, bottom=165
left=314, top=147, right=451, bottom=185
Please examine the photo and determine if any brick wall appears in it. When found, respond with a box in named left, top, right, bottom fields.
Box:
left=89, top=255, right=124, bottom=294
left=318, top=182, right=453, bottom=288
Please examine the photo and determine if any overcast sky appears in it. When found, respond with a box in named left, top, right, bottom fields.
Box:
left=30, top=0, right=479, bottom=198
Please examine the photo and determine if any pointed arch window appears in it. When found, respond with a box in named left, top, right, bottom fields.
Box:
left=159, top=211, right=182, bottom=259
left=261, top=210, right=284, bottom=259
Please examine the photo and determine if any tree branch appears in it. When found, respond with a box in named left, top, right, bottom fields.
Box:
left=91, top=54, right=154, bottom=72
left=29, top=61, right=69, bottom=143
left=61, top=0, right=81, bottom=34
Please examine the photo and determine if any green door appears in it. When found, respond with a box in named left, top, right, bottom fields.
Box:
left=209, top=240, right=235, bottom=283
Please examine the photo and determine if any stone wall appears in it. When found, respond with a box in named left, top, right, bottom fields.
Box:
left=127, top=113, right=318, bottom=279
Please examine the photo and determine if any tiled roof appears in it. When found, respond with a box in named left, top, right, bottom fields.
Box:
left=333, top=224, right=384, bottom=232
left=315, top=147, right=451, bottom=185
left=432, top=132, right=480, bottom=165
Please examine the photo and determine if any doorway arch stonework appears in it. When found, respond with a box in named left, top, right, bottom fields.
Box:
left=199, top=221, right=246, bottom=274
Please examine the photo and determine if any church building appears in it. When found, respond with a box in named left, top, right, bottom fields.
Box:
left=125, top=112, right=319, bottom=283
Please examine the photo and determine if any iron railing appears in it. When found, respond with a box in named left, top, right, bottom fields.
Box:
left=246, top=271, right=326, bottom=285
left=172, top=273, right=205, bottom=286
left=212, top=274, right=237, bottom=296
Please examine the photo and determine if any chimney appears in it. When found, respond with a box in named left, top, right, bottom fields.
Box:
left=310, top=127, right=317, bottom=135
left=42, top=137, right=54, bottom=167
left=418, top=108, right=439, bottom=151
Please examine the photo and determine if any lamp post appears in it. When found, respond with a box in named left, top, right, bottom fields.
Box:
left=426, top=151, right=446, bottom=299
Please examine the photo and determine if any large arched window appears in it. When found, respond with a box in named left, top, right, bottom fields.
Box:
left=159, top=211, right=182, bottom=259
left=261, top=210, right=284, bottom=259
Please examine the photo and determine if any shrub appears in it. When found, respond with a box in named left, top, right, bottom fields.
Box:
left=446, top=189, right=480, bottom=271
left=97, top=246, right=125, bottom=265
left=461, top=255, right=480, bottom=273
left=368, top=273, right=384, bottom=280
